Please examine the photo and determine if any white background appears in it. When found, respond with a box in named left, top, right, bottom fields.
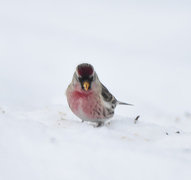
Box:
left=0, top=1, right=191, bottom=180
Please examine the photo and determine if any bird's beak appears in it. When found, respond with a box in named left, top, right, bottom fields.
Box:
left=83, top=81, right=90, bottom=91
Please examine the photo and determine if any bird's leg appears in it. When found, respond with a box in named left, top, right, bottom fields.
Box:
left=96, top=121, right=104, bottom=127
left=91, top=121, right=104, bottom=128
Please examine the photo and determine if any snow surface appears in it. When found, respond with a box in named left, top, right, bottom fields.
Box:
left=0, top=0, right=191, bottom=180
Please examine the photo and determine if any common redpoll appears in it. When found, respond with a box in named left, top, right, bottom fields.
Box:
left=66, top=63, right=132, bottom=127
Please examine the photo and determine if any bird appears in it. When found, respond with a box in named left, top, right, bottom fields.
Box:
left=66, top=63, right=132, bottom=127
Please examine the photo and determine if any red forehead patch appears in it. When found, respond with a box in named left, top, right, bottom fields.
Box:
left=77, top=64, right=94, bottom=77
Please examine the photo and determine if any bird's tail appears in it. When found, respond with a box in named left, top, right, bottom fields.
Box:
left=117, top=101, right=133, bottom=106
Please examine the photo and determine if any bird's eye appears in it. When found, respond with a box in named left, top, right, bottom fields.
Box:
left=89, top=76, right=93, bottom=81
left=77, top=76, right=82, bottom=82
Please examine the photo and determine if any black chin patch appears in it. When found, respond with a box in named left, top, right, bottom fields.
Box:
left=77, top=63, right=94, bottom=77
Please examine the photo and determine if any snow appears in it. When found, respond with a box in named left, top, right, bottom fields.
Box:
left=0, top=0, right=191, bottom=180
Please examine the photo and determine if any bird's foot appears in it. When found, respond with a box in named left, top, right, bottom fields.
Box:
left=96, top=121, right=104, bottom=127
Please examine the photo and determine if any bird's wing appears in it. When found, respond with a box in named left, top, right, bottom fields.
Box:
left=101, top=83, right=117, bottom=108
left=101, top=83, right=113, bottom=101
left=101, top=83, right=133, bottom=107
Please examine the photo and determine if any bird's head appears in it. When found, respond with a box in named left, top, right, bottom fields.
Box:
left=75, top=63, right=95, bottom=91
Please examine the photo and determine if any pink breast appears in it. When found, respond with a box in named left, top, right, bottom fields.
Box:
left=68, top=90, right=97, bottom=119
